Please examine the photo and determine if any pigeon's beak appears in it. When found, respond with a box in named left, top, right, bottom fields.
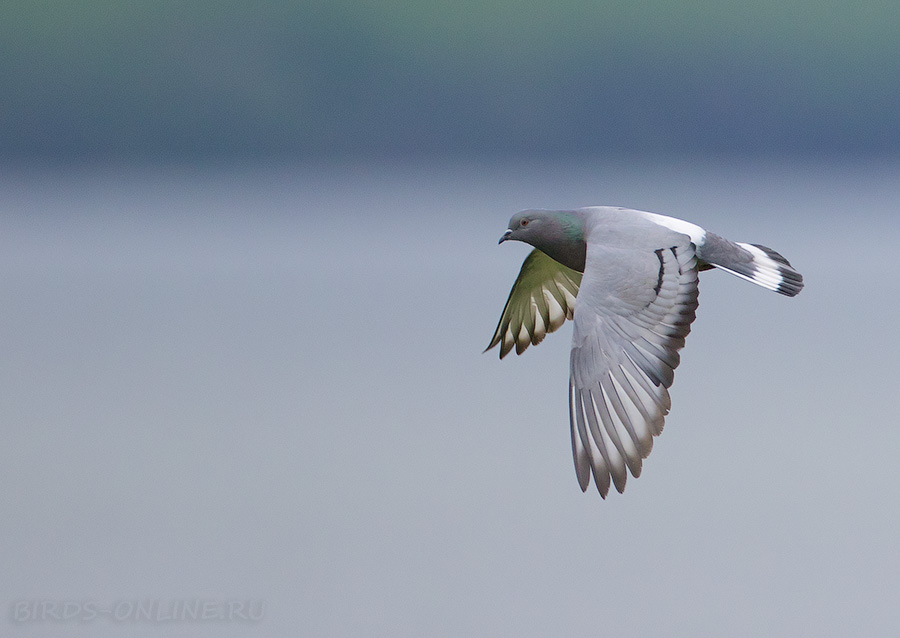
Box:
left=498, top=229, right=512, bottom=244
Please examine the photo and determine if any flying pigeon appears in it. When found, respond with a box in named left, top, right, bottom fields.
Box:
left=486, top=207, right=803, bottom=497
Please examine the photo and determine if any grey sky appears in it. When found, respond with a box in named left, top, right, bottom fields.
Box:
left=1, top=159, right=898, bottom=636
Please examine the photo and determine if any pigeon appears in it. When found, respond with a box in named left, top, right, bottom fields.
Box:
left=486, top=207, right=803, bottom=497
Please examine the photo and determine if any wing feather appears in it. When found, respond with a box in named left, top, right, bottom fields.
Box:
left=486, top=249, right=583, bottom=358
left=569, top=381, right=592, bottom=491
left=601, top=372, right=652, bottom=458
left=569, top=240, right=699, bottom=495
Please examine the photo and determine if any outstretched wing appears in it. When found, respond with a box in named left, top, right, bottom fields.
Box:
left=486, top=249, right=582, bottom=358
left=569, top=240, right=699, bottom=497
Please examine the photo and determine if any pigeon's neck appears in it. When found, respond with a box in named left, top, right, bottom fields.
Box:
left=538, top=239, right=587, bottom=273
left=532, top=212, right=587, bottom=272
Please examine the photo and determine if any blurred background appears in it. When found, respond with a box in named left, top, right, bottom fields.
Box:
left=2, top=2, right=899, bottom=637
left=4, top=0, right=900, bottom=159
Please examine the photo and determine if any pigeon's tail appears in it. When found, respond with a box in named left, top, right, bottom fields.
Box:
left=696, top=233, right=804, bottom=297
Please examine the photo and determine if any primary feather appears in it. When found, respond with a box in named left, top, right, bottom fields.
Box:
left=485, top=249, right=581, bottom=358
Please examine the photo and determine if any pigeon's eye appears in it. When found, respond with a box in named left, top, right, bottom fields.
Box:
left=520, top=219, right=529, bottom=227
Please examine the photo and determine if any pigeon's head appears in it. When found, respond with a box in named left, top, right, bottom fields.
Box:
left=499, top=209, right=587, bottom=272
left=499, top=209, right=585, bottom=248
left=499, top=210, right=544, bottom=246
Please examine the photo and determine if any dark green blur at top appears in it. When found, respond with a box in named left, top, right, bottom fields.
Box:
left=3, top=0, right=899, bottom=159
